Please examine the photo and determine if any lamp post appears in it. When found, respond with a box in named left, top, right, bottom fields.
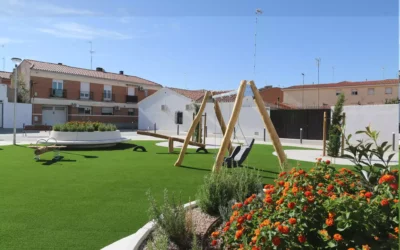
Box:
left=11, top=57, right=22, bottom=145
left=301, top=73, right=305, bottom=108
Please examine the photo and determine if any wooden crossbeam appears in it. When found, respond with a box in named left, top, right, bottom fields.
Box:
left=137, top=130, right=207, bottom=148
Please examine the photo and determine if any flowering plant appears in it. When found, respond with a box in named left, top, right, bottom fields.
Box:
left=212, top=161, right=399, bottom=249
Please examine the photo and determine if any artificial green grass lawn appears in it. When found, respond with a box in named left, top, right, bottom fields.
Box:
left=0, top=141, right=348, bottom=250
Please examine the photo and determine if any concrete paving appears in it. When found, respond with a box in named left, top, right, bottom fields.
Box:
left=273, top=149, right=399, bottom=166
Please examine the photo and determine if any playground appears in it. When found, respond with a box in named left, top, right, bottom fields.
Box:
left=0, top=140, right=327, bottom=250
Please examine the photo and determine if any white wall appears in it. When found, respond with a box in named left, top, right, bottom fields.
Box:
left=139, top=88, right=194, bottom=131
left=204, top=96, right=271, bottom=140
left=340, top=104, right=398, bottom=151
left=0, top=83, right=32, bottom=128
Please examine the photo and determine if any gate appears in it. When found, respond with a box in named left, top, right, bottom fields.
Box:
left=270, top=109, right=331, bottom=140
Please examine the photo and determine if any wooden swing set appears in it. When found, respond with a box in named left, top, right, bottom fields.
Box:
left=174, top=80, right=287, bottom=172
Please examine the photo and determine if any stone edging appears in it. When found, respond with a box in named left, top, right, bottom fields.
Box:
left=101, top=201, right=197, bottom=250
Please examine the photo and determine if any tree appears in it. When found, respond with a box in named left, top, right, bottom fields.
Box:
left=384, top=98, right=399, bottom=104
left=11, top=73, right=29, bottom=103
left=327, top=93, right=345, bottom=157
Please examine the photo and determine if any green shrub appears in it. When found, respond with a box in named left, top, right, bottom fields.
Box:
left=92, top=122, right=100, bottom=131
left=147, top=189, right=192, bottom=249
left=196, top=168, right=262, bottom=216
left=105, top=124, right=112, bottom=131
left=76, top=125, right=85, bottom=132
left=61, top=124, right=69, bottom=132
left=86, top=125, right=94, bottom=132
left=98, top=124, right=106, bottom=132
left=327, top=93, right=345, bottom=157
left=145, top=226, right=169, bottom=250
left=68, top=124, right=77, bottom=132
left=53, top=124, right=61, bottom=131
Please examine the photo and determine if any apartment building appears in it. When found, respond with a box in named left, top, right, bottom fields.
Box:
left=283, top=79, right=398, bottom=108
left=15, top=60, right=162, bottom=128
left=0, top=71, right=11, bottom=85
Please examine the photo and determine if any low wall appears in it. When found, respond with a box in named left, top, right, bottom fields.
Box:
left=2, top=102, right=32, bottom=129
left=339, top=104, right=399, bottom=151
left=49, top=130, right=126, bottom=145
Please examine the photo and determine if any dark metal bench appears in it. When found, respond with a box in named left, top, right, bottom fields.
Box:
left=23, top=124, right=52, bottom=136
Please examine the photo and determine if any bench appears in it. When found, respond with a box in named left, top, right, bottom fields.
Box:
left=23, top=124, right=52, bottom=136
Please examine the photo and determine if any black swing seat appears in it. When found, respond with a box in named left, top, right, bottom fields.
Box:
left=223, top=138, right=255, bottom=168
left=196, top=147, right=208, bottom=153
left=132, top=144, right=147, bottom=152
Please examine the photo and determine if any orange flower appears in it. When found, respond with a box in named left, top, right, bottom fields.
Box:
left=365, top=192, right=373, bottom=198
left=260, top=219, right=270, bottom=227
left=394, top=199, right=399, bottom=203
left=235, top=230, right=243, bottom=239
left=279, top=172, right=287, bottom=177
left=223, top=226, right=230, bottom=232
left=288, top=218, right=297, bottom=225
left=325, top=174, right=330, bottom=179
left=274, top=221, right=281, bottom=227
left=307, top=196, right=316, bottom=203
left=272, top=236, right=281, bottom=246
left=333, top=233, right=343, bottom=241
left=328, top=212, right=335, bottom=218
left=304, top=191, right=313, bottom=197
left=302, top=205, right=308, bottom=212
left=317, top=189, right=324, bottom=195
left=292, top=187, right=299, bottom=193
left=326, top=218, right=334, bottom=226
left=277, top=180, right=285, bottom=186
left=318, top=183, right=324, bottom=187
left=298, top=169, right=305, bottom=175
left=278, top=225, right=290, bottom=234
left=298, top=235, right=306, bottom=243
left=327, top=184, right=334, bottom=192
left=362, top=245, right=371, bottom=250
left=380, top=199, right=389, bottom=206
left=374, top=236, right=379, bottom=240
left=246, top=214, right=252, bottom=220
left=211, top=231, right=220, bottom=238
left=276, top=197, right=284, bottom=205
left=395, top=227, right=399, bottom=233
left=211, top=240, right=217, bottom=246
left=251, top=236, right=257, bottom=244
left=379, top=174, right=395, bottom=184
left=288, top=202, right=296, bottom=209
left=348, top=248, right=355, bottom=250
left=254, top=229, right=260, bottom=236
left=330, top=194, right=337, bottom=200
left=390, top=183, right=398, bottom=190
left=325, top=160, right=331, bottom=165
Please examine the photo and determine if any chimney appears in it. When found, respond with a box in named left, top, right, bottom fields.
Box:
left=119, top=70, right=124, bottom=75
left=58, top=63, right=63, bottom=65
left=96, top=67, right=104, bottom=72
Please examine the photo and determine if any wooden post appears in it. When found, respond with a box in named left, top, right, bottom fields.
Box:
left=198, top=116, right=202, bottom=143
left=248, top=81, right=287, bottom=170
left=175, top=91, right=211, bottom=167
left=214, top=100, right=233, bottom=155
left=168, top=137, right=174, bottom=153
left=203, top=113, right=207, bottom=143
left=341, top=112, right=346, bottom=156
left=322, top=111, right=327, bottom=156
left=213, top=80, right=247, bottom=172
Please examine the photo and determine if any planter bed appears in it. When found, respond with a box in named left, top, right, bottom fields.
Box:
left=48, top=131, right=128, bottom=147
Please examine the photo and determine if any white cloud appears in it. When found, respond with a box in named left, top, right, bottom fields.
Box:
left=0, top=37, right=23, bottom=44
left=0, top=0, right=100, bottom=16
left=37, top=22, right=132, bottom=40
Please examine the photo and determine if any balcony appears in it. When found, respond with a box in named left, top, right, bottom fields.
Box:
left=50, top=88, right=67, bottom=98
left=126, top=95, right=138, bottom=103
left=102, top=93, right=115, bottom=102
left=80, top=91, right=94, bottom=100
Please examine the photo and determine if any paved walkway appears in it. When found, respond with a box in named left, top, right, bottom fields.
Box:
left=273, top=149, right=399, bottom=166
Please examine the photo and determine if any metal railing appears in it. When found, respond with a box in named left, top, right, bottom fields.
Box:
left=102, top=93, right=115, bottom=102
left=126, top=95, right=138, bottom=103
left=80, top=91, right=94, bottom=100
left=50, top=88, right=67, bottom=98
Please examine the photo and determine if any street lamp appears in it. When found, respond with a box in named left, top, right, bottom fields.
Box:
left=302, top=73, right=305, bottom=108
left=11, top=57, right=22, bottom=145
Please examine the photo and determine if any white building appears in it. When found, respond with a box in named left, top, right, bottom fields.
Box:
left=138, top=87, right=271, bottom=141
left=0, top=83, right=32, bottom=128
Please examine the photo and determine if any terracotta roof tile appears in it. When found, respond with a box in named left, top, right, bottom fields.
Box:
left=168, top=87, right=207, bottom=101
left=0, top=71, right=11, bottom=80
left=285, top=79, right=398, bottom=90
left=25, top=59, right=162, bottom=87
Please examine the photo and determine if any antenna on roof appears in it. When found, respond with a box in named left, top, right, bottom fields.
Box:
left=89, top=41, right=95, bottom=70
left=253, top=8, right=262, bottom=77
left=1, top=44, right=5, bottom=71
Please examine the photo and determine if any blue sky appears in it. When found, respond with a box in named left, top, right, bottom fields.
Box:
left=0, top=0, right=398, bottom=90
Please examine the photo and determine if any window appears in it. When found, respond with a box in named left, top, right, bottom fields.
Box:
left=80, top=82, right=90, bottom=99
left=144, top=89, right=148, bottom=97
left=385, top=87, right=392, bottom=94
left=78, top=106, right=91, bottom=115
left=52, top=80, right=63, bottom=97
left=128, top=108, right=136, bottom=116
left=128, top=87, right=135, bottom=96
left=351, top=89, right=358, bottom=95
left=101, top=107, right=113, bottom=115
left=335, top=90, right=341, bottom=96
left=103, top=85, right=112, bottom=100
left=368, top=88, right=374, bottom=95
